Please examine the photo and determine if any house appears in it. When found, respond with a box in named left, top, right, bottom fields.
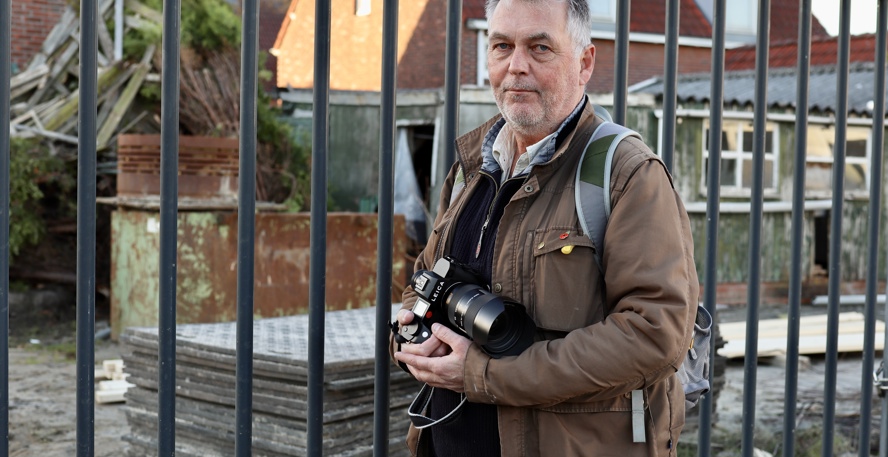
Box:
left=630, top=32, right=887, bottom=296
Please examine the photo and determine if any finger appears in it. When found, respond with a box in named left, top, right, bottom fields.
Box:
left=397, top=309, right=414, bottom=325
left=431, top=323, right=471, bottom=349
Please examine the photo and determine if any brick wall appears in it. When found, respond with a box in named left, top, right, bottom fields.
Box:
left=10, top=0, right=67, bottom=71
left=587, top=41, right=713, bottom=94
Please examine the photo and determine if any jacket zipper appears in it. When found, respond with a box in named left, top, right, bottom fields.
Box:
left=474, top=170, right=513, bottom=259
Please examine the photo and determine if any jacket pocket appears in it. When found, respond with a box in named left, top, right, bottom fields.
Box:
left=528, top=228, right=603, bottom=332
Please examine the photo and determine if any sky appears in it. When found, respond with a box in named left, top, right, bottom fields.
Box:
left=810, top=0, right=880, bottom=36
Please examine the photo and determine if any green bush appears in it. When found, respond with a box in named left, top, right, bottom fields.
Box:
left=7, top=139, right=71, bottom=258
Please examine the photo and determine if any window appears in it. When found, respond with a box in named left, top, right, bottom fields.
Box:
left=805, top=124, right=870, bottom=195
left=725, top=2, right=758, bottom=33
left=703, top=119, right=779, bottom=195
left=355, top=0, right=370, bottom=16
left=589, top=0, right=616, bottom=20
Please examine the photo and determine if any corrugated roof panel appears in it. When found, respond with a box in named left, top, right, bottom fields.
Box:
left=634, top=63, right=884, bottom=115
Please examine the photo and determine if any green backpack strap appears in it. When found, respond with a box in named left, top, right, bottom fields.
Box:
left=574, top=121, right=642, bottom=271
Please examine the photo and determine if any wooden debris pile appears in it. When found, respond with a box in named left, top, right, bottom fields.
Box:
left=8, top=0, right=169, bottom=152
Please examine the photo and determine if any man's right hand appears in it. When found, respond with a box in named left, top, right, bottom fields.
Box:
left=396, top=309, right=451, bottom=358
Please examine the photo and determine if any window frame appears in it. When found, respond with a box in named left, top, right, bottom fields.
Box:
left=702, top=118, right=780, bottom=198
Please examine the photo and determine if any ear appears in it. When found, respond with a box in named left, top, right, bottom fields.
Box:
left=578, top=44, right=595, bottom=86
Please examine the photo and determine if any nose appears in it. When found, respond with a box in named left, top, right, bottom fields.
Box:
left=508, top=47, right=530, bottom=74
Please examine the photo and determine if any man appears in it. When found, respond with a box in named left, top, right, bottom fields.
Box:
left=391, top=0, right=699, bottom=455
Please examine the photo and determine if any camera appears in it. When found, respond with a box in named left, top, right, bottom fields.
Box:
left=392, top=256, right=536, bottom=358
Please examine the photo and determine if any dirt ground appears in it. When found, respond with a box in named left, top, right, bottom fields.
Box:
left=4, top=286, right=885, bottom=456
left=6, top=286, right=130, bottom=456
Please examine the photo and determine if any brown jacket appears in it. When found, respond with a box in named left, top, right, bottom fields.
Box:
left=393, top=102, right=700, bottom=457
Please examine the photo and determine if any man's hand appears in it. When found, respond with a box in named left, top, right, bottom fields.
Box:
left=394, top=322, right=472, bottom=392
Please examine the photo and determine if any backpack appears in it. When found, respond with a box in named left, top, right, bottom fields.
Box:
left=576, top=107, right=713, bottom=442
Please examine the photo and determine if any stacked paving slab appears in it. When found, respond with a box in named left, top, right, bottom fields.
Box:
left=119, top=306, right=418, bottom=456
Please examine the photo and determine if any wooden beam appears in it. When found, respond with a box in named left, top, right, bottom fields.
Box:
left=96, top=46, right=155, bottom=149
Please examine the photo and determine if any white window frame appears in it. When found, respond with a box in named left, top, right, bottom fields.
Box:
left=804, top=122, right=872, bottom=199
left=725, top=1, right=758, bottom=34
left=702, top=118, right=780, bottom=198
left=589, top=0, right=617, bottom=21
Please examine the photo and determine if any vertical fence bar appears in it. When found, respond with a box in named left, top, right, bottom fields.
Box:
left=0, top=0, right=9, bottom=450
left=740, top=1, right=770, bottom=456
left=859, top=2, right=887, bottom=455
left=660, top=0, right=679, bottom=171
left=76, top=0, right=99, bottom=452
left=234, top=0, right=259, bottom=452
left=157, top=0, right=181, bottom=451
left=783, top=2, right=813, bottom=457
left=822, top=2, right=851, bottom=455
left=613, top=0, right=630, bottom=125
left=442, top=0, right=462, bottom=169
left=308, top=0, right=331, bottom=455
left=373, top=0, right=398, bottom=454
left=697, top=0, right=725, bottom=454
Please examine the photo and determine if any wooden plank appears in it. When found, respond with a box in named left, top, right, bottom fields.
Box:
left=43, top=63, right=124, bottom=131
left=124, top=0, right=163, bottom=24
left=719, top=312, right=868, bottom=340
left=95, top=389, right=128, bottom=404
left=97, top=14, right=115, bottom=63
left=96, top=46, right=155, bottom=149
left=12, top=125, right=79, bottom=145
left=718, top=312, right=886, bottom=359
left=10, top=63, right=49, bottom=91
left=719, top=331, right=886, bottom=359
left=38, top=6, right=77, bottom=57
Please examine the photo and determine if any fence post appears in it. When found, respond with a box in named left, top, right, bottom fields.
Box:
left=698, top=0, right=726, bottom=454
left=613, top=0, right=630, bottom=125
left=740, top=1, right=771, bottom=456
left=822, top=3, right=852, bottom=455
left=157, top=0, right=182, bottom=451
left=308, top=0, right=331, bottom=455
left=660, top=0, right=679, bottom=171
left=234, top=0, right=260, bottom=452
left=782, top=3, right=813, bottom=457
left=76, top=0, right=99, bottom=452
left=0, top=0, right=9, bottom=449
left=856, top=0, right=888, bottom=455
left=442, top=0, right=462, bottom=169
left=373, top=0, right=399, bottom=454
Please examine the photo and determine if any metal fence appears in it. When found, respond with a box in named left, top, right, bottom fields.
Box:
left=2, top=0, right=888, bottom=456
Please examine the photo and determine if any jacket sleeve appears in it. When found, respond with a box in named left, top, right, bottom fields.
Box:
left=388, top=161, right=463, bottom=366
left=462, top=148, right=699, bottom=408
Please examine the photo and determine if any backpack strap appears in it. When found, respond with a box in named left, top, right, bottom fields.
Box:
left=574, top=121, right=641, bottom=271
left=574, top=119, right=645, bottom=442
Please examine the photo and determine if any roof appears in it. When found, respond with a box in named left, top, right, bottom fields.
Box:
left=632, top=62, right=884, bottom=115
left=726, top=34, right=882, bottom=71
left=769, top=0, right=831, bottom=42
left=629, top=0, right=712, bottom=37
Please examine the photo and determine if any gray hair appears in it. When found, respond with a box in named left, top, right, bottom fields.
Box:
left=485, top=0, right=594, bottom=54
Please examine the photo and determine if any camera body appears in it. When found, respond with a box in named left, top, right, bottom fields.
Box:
left=392, top=256, right=536, bottom=358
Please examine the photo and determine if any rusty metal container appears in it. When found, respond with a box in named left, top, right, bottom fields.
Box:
left=110, top=210, right=407, bottom=338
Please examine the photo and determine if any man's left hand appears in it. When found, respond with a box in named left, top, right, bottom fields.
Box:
left=394, top=323, right=472, bottom=392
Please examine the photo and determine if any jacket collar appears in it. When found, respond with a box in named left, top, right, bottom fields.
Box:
left=455, top=96, right=596, bottom=176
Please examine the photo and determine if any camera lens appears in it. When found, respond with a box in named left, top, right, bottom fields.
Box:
left=445, top=284, right=536, bottom=358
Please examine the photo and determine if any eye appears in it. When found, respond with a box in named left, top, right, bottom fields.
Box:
left=493, top=42, right=511, bottom=51
left=532, top=44, right=551, bottom=53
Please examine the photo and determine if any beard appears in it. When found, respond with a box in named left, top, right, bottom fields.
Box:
left=495, top=83, right=554, bottom=137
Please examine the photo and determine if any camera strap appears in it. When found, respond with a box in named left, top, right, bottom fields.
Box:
left=407, top=383, right=467, bottom=429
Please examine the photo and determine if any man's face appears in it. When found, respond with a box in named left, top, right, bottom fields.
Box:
left=487, top=0, right=594, bottom=139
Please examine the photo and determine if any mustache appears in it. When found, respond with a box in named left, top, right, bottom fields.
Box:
left=501, top=83, right=538, bottom=92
